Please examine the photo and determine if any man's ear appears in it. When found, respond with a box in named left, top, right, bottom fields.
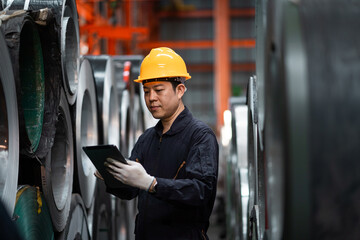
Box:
left=176, top=84, right=186, bottom=98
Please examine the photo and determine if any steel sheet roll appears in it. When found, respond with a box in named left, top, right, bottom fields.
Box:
left=264, top=40, right=286, bottom=240
left=34, top=9, right=62, bottom=159
left=263, top=1, right=287, bottom=240
left=247, top=76, right=266, bottom=239
left=112, top=55, right=143, bottom=94
left=86, top=55, right=120, bottom=147
left=58, top=194, right=90, bottom=240
left=74, top=58, right=98, bottom=209
left=0, top=31, right=19, bottom=215
left=279, top=3, right=311, bottom=239
left=119, top=90, right=131, bottom=157
left=247, top=76, right=257, bottom=217
left=296, top=1, right=359, bottom=239
left=113, top=57, right=144, bottom=155
left=255, top=0, right=267, bottom=135
left=1, top=13, right=46, bottom=156
left=230, top=97, right=249, bottom=240
left=41, top=89, right=74, bottom=232
left=13, top=185, right=54, bottom=240
left=114, top=198, right=132, bottom=240
left=113, top=58, right=131, bottom=156
left=3, top=0, right=80, bottom=105
left=92, top=180, right=112, bottom=240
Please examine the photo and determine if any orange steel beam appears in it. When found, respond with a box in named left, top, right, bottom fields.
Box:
left=215, top=0, right=230, bottom=130
left=187, top=63, right=255, bottom=72
left=81, top=25, right=148, bottom=40
left=158, top=8, right=255, bottom=18
left=137, top=39, right=255, bottom=49
left=232, top=39, right=256, bottom=48
left=77, top=2, right=95, bottom=22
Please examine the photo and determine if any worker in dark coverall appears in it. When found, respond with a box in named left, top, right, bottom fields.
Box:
left=100, top=47, right=219, bottom=239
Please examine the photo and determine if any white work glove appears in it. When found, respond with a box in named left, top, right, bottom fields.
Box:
left=105, top=158, right=154, bottom=191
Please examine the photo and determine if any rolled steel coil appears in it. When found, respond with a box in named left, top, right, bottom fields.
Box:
left=112, top=55, right=143, bottom=94
left=74, top=58, right=98, bottom=209
left=247, top=75, right=266, bottom=239
left=86, top=55, right=120, bottom=147
left=263, top=1, right=286, bottom=240
left=119, top=90, right=131, bottom=157
left=3, top=0, right=80, bottom=105
left=113, top=57, right=145, bottom=154
left=231, top=97, right=249, bottom=240
left=247, top=76, right=257, bottom=217
left=0, top=30, right=19, bottom=215
left=113, top=59, right=131, bottom=156
left=58, top=194, right=90, bottom=240
left=41, top=89, right=74, bottom=232
left=113, top=198, right=134, bottom=240
left=92, top=180, right=112, bottom=240
left=254, top=0, right=268, bottom=135
left=112, top=56, right=142, bottom=239
left=113, top=55, right=152, bottom=133
left=13, top=185, right=54, bottom=240
left=1, top=13, right=46, bottom=156
left=289, top=1, right=360, bottom=239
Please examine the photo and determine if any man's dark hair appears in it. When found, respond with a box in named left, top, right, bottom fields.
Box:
left=171, top=81, right=182, bottom=91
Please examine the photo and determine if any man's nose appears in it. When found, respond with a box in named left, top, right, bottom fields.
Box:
left=149, top=90, right=156, bottom=101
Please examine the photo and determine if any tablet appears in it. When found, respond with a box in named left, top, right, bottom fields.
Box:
left=82, top=144, right=128, bottom=188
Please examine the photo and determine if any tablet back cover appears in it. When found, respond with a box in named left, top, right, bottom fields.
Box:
left=82, top=145, right=126, bottom=188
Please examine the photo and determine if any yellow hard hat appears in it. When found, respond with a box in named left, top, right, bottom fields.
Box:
left=135, top=47, right=191, bottom=83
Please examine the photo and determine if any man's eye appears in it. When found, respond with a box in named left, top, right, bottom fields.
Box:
left=155, top=89, right=163, bottom=92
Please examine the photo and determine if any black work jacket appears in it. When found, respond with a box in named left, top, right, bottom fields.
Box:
left=107, top=107, right=219, bottom=240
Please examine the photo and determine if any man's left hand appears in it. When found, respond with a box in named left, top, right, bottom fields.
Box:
left=105, top=158, right=154, bottom=190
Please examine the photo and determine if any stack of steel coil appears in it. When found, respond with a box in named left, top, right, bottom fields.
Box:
left=0, top=1, right=149, bottom=239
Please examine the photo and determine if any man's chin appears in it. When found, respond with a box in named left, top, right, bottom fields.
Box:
left=150, top=112, right=162, bottom=119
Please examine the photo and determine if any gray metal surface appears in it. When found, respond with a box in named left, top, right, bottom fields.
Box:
left=75, top=58, right=98, bottom=209
left=0, top=30, right=19, bottom=215
left=300, top=0, right=360, bottom=238
left=282, top=2, right=311, bottom=239
left=41, top=89, right=74, bottom=232
left=86, top=56, right=120, bottom=147
left=3, top=0, right=80, bottom=105
left=58, top=194, right=90, bottom=240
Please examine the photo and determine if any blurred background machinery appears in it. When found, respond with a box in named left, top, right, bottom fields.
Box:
left=1, top=0, right=360, bottom=240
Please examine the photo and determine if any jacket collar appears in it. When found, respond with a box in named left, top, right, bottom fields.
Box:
left=154, top=106, right=193, bottom=136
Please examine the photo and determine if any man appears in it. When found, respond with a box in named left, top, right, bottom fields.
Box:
left=103, top=47, right=218, bottom=239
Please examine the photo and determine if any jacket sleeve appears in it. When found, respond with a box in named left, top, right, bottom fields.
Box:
left=153, top=130, right=219, bottom=206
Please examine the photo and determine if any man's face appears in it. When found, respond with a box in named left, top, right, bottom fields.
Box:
left=143, top=81, right=183, bottom=120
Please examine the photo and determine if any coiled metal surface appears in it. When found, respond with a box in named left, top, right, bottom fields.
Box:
left=74, top=58, right=98, bottom=209
left=1, top=13, right=46, bottom=156
left=223, top=1, right=360, bottom=240
left=2, top=0, right=80, bottom=105
left=14, top=185, right=54, bottom=240
left=58, top=194, right=89, bottom=240
left=0, top=30, right=19, bottom=215
left=41, top=89, right=74, bottom=232
left=86, top=56, right=120, bottom=147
